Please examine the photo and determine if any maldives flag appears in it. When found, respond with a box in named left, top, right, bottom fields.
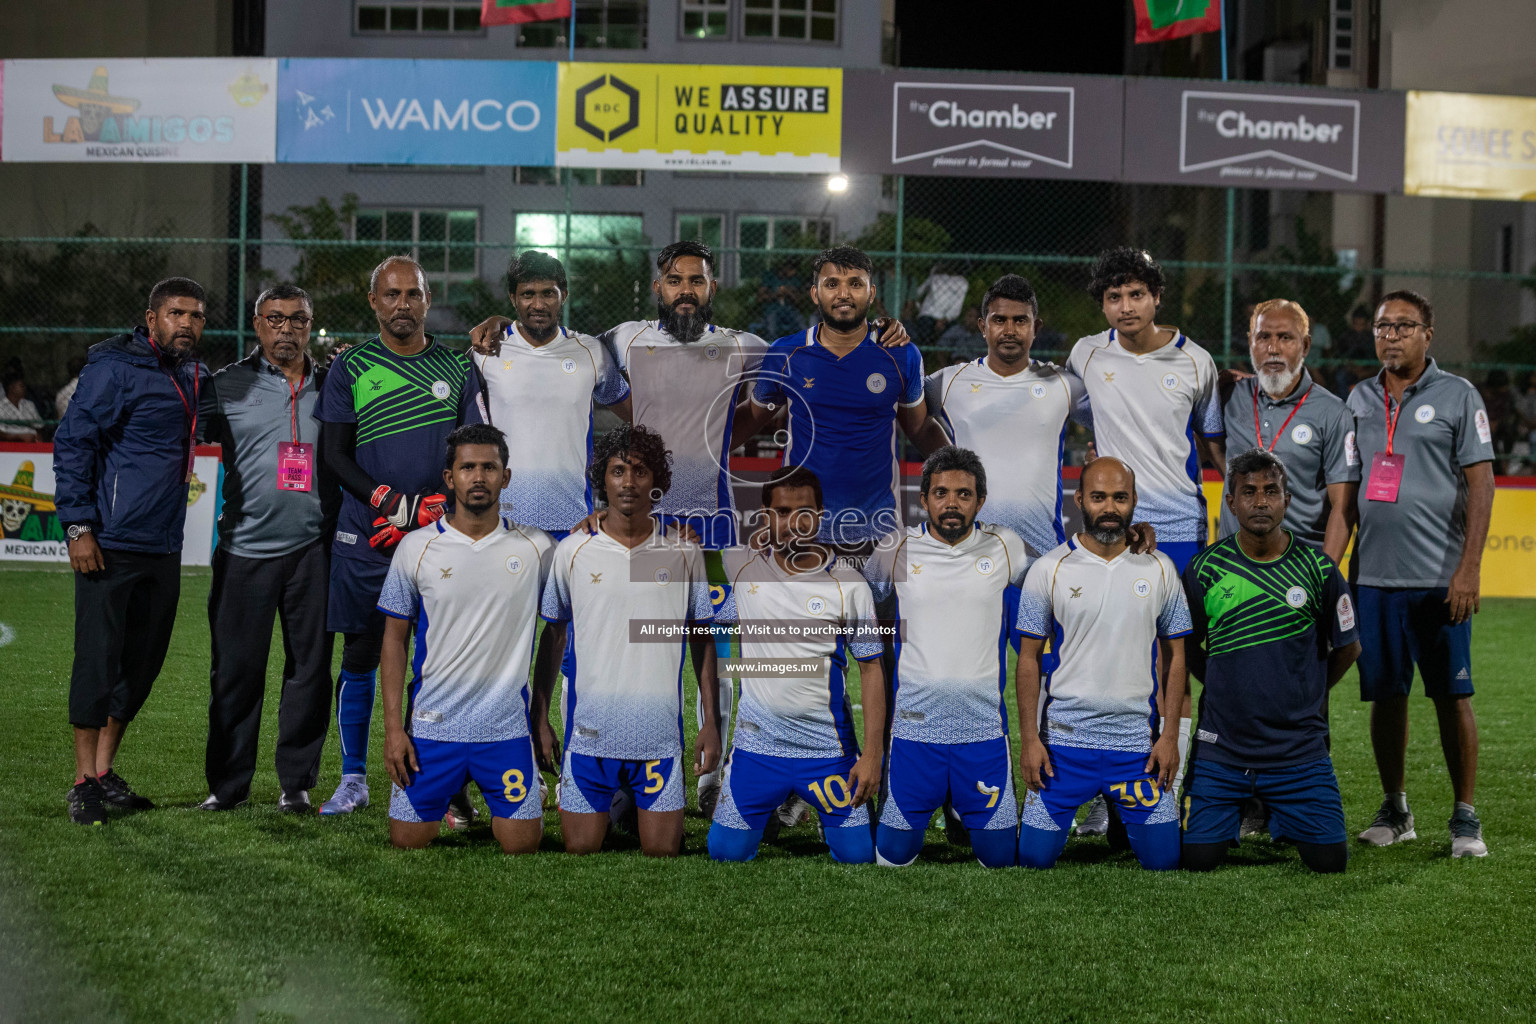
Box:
left=1133, top=0, right=1222, bottom=43
left=481, top=0, right=572, bottom=25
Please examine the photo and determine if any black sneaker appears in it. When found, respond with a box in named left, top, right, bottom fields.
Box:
left=98, top=769, right=155, bottom=810
left=68, top=778, right=108, bottom=826
left=278, top=790, right=312, bottom=814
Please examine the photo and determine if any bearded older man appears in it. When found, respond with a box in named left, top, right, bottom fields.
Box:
left=1217, top=299, right=1360, bottom=564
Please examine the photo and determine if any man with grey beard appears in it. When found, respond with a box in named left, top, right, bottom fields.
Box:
left=1218, top=299, right=1360, bottom=564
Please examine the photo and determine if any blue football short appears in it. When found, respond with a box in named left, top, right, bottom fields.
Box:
left=560, top=750, right=684, bottom=814
left=327, top=555, right=389, bottom=636
left=1019, top=744, right=1179, bottom=831
left=1355, top=585, right=1474, bottom=700
left=388, top=735, right=543, bottom=823
left=1158, top=541, right=1204, bottom=576
left=712, top=748, right=872, bottom=832
left=1181, top=755, right=1346, bottom=846
left=880, top=736, right=1017, bottom=833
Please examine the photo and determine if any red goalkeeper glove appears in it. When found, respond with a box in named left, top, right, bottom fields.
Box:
left=368, top=487, right=447, bottom=551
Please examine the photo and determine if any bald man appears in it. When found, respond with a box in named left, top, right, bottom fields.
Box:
left=1013, top=458, right=1193, bottom=870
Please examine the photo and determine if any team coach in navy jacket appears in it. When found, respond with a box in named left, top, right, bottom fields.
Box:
left=54, top=277, right=212, bottom=825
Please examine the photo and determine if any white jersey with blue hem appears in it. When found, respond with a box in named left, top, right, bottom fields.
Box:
left=540, top=522, right=713, bottom=760
left=1015, top=538, right=1191, bottom=754
left=599, top=321, right=767, bottom=544
left=714, top=547, right=883, bottom=759
left=474, top=325, right=629, bottom=532
left=1066, top=329, right=1224, bottom=543
left=863, top=523, right=1032, bottom=744
left=376, top=517, right=555, bottom=743
left=924, top=358, right=1090, bottom=556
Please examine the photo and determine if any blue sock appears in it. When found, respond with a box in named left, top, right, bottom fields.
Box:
left=708, top=822, right=762, bottom=862
left=824, top=822, right=875, bottom=864
left=1017, top=822, right=1070, bottom=869
left=712, top=621, right=733, bottom=660
left=970, top=827, right=1018, bottom=868
left=875, top=824, right=925, bottom=866
left=335, top=669, right=376, bottom=776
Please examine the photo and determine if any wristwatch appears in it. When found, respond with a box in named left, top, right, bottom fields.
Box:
left=67, top=524, right=92, bottom=541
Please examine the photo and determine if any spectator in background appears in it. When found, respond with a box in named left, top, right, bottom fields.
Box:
left=1516, top=372, right=1536, bottom=468
left=936, top=304, right=986, bottom=359
left=914, top=263, right=969, bottom=344
left=55, top=356, right=87, bottom=421
left=1480, top=369, right=1518, bottom=474
left=1, top=371, right=44, bottom=442
left=1333, top=305, right=1374, bottom=396
left=763, top=284, right=806, bottom=339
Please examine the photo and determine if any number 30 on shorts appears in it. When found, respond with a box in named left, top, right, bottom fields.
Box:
left=807, top=774, right=851, bottom=813
left=1107, top=779, right=1161, bottom=809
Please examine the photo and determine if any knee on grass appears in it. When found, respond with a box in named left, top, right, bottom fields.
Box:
left=1017, top=825, right=1068, bottom=870
left=708, top=823, right=762, bottom=862
left=1295, top=841, right=1347, bottom=874
left=875, top=824, right=924, bottom=867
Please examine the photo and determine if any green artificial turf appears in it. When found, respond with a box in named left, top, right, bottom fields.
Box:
left=0, top=565, right=1533, bottom=1022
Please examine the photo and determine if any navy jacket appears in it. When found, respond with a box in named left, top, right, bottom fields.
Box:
left=53, top=327, right=210, bottom=553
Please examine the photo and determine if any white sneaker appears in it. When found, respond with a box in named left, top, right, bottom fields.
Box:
left=697, top=771, right=722, bottom=819
left=1074, top=795, right=1109, bottom=836
left=539, top=775, right=550, bottom=808
left=444, top=788, right=477, bottom=832
left=1358, top=797, right=1415, bottom=846
left=775, top=795, right=811, bottom=829
left=319, top=774, right=369, bottom=816
left=1450, top=808, right=1488, bottom=858
left=609, top=786, right=637, bottom=834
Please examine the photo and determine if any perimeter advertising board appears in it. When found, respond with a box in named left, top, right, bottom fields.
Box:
left=1404, top=90, right=1536, bottom=200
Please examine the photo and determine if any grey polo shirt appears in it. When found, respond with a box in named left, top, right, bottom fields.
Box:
left=202, top=353, right=328, bottom=559
left=1219, top=374, right=1360, bottom=550
left=1347, top=360, right=1494, bottom=588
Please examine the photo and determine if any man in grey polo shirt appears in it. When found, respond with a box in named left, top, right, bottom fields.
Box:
left=198, top=284, right=338, bottom=812
left=1347, top=289, right=1494, bottom=858
left=1219, top=299, right=1360, bottom=563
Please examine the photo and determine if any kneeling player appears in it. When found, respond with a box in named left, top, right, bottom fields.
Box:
left=707, top=468, right=885, bottom=863
left=1015, top=458, right=1189, bottom=871
left=864, top=447, right=1029, bottom=868
left=1179, top=450, right=1359, bottom=873
left=537, top=424, right=721, bottom=857
left=379, top=425, right=557, bottom=854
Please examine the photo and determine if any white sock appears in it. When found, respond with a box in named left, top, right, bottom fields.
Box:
left=1454, top=801, right=1474, bottom=817
left=1390, top=791, right=1409, bottom=813
left=1162, top=717, right=1191, bottom=794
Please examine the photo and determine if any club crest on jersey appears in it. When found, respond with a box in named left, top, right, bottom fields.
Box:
left=866, top=372, right=887, bottom=394
left=805, top=595, right=827, bottom=615
left=1291, top=423, right=1313, bottom=445
left=1415, top=404, right=1435, bottom=423
left=1475, top=408, right=1491, bottom=444
left=654, top=567, right=672, bottom=586
left=1030, top=382, right=1047, bottom=399
left=431, top=380, right=451, bottom=400
left=705, top=344, right=721, bottom=361
left=1132, top=578, right=1152, bottom=598
left=1160, top=372, right=1180, bottom=391
left=505, top=555, right=524, bottom=575
left=561, top=358, right=578, bottom=374
left=975, top=556, right=996, bottom=575
left=1337, top=593, right=1356, bottom=631
left=1285, top=586, right=1308, bottom=608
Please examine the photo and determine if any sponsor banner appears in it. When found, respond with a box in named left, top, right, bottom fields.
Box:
left=276, top=58, right=556, bottom=165
left=556, top=62, right=840, bottom=172
left=1404, top=90, right=1536, bottom=200
left=841, top=69, right=1123, bottom=180
left=1123, top=78, right=1404, bottom=193
left=0, top=446, right=219, bottom=565
left=1, top=58, right=276, bottom=163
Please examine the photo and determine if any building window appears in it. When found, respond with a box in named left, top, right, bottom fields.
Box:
left=513, top=167, right=644, bottom=186
left=682, top=0, right=730, bottom=39
left=354, top=208, right=480, bottom=302
left=737, top=215, right=831, bottom=282
left=676, top=214, right=725, bottom=249
left=1330, top=0, right=1355, bottom=71
left=742, top=0, right=837, bottom=43
left=518, top=0, right=648, bottom=49
left=355, top=1, right=483, bottom=34
left=514, top=212, right=645, bottom=262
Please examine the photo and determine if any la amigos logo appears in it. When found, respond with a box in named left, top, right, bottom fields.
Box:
left=41, top=65, right=266, bottom=150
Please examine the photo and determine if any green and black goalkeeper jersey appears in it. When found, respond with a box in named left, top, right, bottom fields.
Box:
left=1182, top=533, right=1359, bottom=769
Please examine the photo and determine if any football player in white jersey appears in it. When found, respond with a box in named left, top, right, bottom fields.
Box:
left=378, top=424, right=557, bottom=854
left=863, top=447, right=1030, bottom=868
left=537, top=424, right=721, bottom=858
left=1065, top=247, right=1224, bottom=833
left=707, top=467, right=886, bottom=863
left=1014, top=457, right=1191, bottom=871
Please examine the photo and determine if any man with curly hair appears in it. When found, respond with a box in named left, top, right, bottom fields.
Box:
left=536, top=424, right=722, bottom=856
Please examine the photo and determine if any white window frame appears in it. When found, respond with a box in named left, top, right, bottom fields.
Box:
left=353, top=206, right=481, bottom=302
left=740, top=0, right=839, bottom=45
left=736, top=214, right=833, bottom=282
left=354, top=0, right=484, bottom=35
left=680, top=0, right=732, bottom=40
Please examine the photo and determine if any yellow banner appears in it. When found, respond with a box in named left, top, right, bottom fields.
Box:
left=1203, top=481, right=1536, bottom=597
left=556, top=62, right=841, bottom=172
left=1404, top=90, right=1536, bottom=200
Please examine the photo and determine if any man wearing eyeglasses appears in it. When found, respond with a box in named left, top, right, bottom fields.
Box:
left=197, top=284, right=339, bottom=813
left=1346, top=290, right=1494, bottom=858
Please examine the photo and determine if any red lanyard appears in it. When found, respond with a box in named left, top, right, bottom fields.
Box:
left=287, top=376, right=304, bottom=443
left=1384, top=385, right=1405, bottom=455
left=146, top=335, right=200, bottom=479
left=1253, top=381, right=1311, bottom=452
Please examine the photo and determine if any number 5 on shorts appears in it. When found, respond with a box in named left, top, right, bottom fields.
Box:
left=644, top=760, right=665, bottom=794
left=503, top=768, right=526, bottom=802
